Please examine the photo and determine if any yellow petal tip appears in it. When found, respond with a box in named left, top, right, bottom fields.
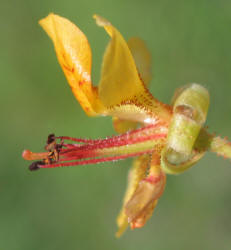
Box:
left=39, top=12, right=54, bottom=24
left=115, top=224, right=128, bottom=238
left=93, top=14, right=111, bottom=27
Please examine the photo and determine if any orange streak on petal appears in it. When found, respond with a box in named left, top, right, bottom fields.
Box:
left=39, top=13, right=104, bottom=116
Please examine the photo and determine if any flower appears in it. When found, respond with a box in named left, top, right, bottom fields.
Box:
left=23, top=13, right=231, bottom=237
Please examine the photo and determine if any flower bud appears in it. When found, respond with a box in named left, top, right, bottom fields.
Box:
left=162, top=83, right=209, bottom=174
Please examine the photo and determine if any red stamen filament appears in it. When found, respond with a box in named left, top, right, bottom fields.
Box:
left=23, top=123, right=168, bottom=170
left=59, top=134, right=166, bottom=159
left=56, top=123, right=164, bottom=145
left=40, top=150, right=154, bottom=168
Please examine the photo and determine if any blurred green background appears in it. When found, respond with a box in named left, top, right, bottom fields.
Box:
left=1, top=0, right=231, bottom=249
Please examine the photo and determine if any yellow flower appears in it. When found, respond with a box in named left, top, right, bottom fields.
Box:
left=22, top=13, right=231, bottom=237
left=38, top=14, right=172, bottom=122
left=38, top=14, right=172, bottom=236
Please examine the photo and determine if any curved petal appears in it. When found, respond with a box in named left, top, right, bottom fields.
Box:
left=94, top=15, right=172, bottom=124
left=130, top=200, right=157, bottom=229
left=116, top=155, right=150, bottom=238
left=127, top=37, right=152, bottom=86
left=125, top=151, right=166, bottom=229
left=112, top=38, right=151, bottom=133
left=39, top=13, right=104, bottom=116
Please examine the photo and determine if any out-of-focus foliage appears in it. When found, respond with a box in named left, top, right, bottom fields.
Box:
left=1, top=0, right=231, bottom=249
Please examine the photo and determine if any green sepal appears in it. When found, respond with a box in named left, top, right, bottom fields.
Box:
left=162, top=83, right=210, bottom=173
left=161, top=148, right=205, bottom=174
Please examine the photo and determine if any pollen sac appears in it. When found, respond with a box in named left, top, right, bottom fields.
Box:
left=29, top=161, right=44, bottom=171
left=47, top=133, right=55, bottom=144
left=162, top=83, right=209, bottom=174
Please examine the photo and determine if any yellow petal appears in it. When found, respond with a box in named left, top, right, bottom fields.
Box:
left=94, top=15, right=172, bottom=124
left=112, top=117, right=138, bottom=133
left=39, top=13, right=104, bottom=116
left=116, top=155, right=150, bottom=238
left=127, top=37, right=152, bottom=86
left=125, top=152, right=166, bottom=228
left=130, top=200, right=157, bottom=229
left=111, top=38, right=152, bottom=133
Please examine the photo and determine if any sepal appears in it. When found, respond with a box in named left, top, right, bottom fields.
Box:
left=162, top=83, right=209, bottom=174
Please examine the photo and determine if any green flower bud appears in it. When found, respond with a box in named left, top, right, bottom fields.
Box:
left=162, top=83, right=209, bottom=174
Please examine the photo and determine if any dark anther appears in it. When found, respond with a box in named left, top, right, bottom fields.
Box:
left=47, top=133, right=55, bottom=144
left=45, top=134, right=56, bottom=152
left=29, top=161, right=44, bottom=171
left=55, top=143, right=63, bottom=152
left=44, top=133, right=63, bottom=162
